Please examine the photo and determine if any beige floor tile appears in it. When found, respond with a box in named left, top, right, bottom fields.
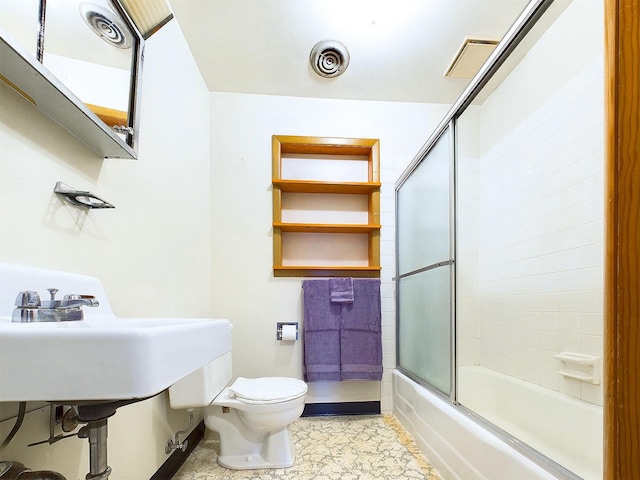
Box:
left=173, top=414, right=442, bottom=480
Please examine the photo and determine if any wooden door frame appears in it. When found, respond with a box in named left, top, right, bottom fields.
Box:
left=604, top=0, right=640, bottom=478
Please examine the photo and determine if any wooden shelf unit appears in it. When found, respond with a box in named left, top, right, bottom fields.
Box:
left=272, top=135, right=381, bottom=277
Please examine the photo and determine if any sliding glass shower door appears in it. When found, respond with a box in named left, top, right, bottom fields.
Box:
left=396, top=126, right=454, bottom=396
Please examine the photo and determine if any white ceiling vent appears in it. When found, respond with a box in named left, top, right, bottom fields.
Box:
left=444, top=38, right=499, bottom=78
left=310, top=40, right=350, bottom=78
left=79, top=2, right=132, bottom=49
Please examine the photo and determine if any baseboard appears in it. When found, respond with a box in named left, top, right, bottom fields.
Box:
left=302, top=401, right=380, bottom=417
left=150, top=420, right=205, bottom=480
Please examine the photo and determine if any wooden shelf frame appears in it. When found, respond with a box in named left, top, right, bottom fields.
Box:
left=273, top=222, right=381, bottom=234
left=272, top=179, right=381, bottom=194
left=86, top=104, right=128, bottom=128
left=273, top=265, right=382, bottom=278
left=272, top=135, right=381, bottom=277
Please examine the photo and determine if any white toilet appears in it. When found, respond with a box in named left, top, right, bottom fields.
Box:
left=169, top=351, right=308, bottom=470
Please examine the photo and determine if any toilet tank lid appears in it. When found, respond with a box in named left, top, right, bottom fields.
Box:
left=228, top=377, right=307, bottom=403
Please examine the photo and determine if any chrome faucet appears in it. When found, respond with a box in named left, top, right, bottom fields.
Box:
left=12, top=288, right=98, bottom=323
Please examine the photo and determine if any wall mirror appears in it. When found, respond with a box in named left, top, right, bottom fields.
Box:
left=0, top=0, right=144, bottom=159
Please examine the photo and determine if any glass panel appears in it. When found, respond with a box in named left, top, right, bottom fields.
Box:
left=396, top=127, right=453, bottom=396
left=398, top=266, right=452, bottom=395
left=0, top=1, right=40, bottom=56
left=43, top=0, right=133, bottom=117
left=397, top=129, right=451, bottom=275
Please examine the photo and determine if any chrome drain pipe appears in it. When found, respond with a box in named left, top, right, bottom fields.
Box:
left=79, top=419, right=111, bottom=480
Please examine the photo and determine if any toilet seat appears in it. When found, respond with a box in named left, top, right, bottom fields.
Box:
left=227, top=377, right=307, bottom=405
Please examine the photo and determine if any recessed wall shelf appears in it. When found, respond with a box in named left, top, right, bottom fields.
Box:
left=272, top=135, right=381, bottom=278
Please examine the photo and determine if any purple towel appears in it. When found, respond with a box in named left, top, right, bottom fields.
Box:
left=303, top=280, right=342, bottom=382
left=329, top=277, right=354, bottom=303
left=302, top=279, right=383, bottom=382
left=340, top=279, right=382, bottom=380
left=341, top=279, right=381, bottom=332
left=340, top=330, right=383, bottom=381
left=303, top=330, right=341, bottom=382
left=302, top=280, right=342, bottom=331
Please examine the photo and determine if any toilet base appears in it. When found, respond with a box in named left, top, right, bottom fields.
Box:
left=217, top=438, right=295, bottom=470
left=206, top=406, right=299, bottom=470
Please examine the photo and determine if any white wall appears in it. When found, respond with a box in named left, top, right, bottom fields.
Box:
left=208, top=92, right=450, bottom=412
left=457, top=0, right=604, bottom=406
left=0, top=20, right=211, bottom=479
left=1, top=18, right=452, bottom=475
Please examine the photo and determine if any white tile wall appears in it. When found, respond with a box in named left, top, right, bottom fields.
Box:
left=380, top=153, right=415, bottom=411
left=457, top=0, right=604, bottom=406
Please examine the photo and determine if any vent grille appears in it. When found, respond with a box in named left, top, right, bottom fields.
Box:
left=310, top=40, right=350, bottom=78
left=79, top=3, right=132, bottom=49
left=444, top=38, right=499, bottom=78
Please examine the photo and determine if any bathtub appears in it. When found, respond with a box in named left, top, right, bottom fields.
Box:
left=393, top=368, right=602, bottom=480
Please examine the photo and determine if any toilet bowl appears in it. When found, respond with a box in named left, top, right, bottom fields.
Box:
left=168, top=351, right=308, bottom=470
left=207, top=376, right=307, bottom=469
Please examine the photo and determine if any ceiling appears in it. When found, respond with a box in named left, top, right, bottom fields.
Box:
left=168, top=0, right=533, bottom=105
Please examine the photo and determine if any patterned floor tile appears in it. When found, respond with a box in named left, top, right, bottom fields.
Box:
left=173, top=414, right=442, bottom=479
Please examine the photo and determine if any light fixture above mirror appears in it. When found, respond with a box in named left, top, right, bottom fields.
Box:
left=116, top=0, right=174, bottom=39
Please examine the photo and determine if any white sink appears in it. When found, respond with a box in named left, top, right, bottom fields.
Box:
left=0, top=316, right=231, bottom=403
left=0, top=263, right=232, bottom=403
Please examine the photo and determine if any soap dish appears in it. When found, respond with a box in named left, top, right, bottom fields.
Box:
left=54, top=181, right=115, bottom=209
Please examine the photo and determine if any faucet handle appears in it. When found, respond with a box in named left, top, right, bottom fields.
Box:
left=44, top=288, right=61, bottom=308
left=15, top=290, right=41, bottom=308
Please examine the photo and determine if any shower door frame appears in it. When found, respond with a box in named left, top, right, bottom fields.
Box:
left=394, top=0, right=604, bottom=478
left=394, top=124, right=457, bottom=401
left=393, top=0, right=640, bottom=477
left=395, top=0, right=559, bottom=401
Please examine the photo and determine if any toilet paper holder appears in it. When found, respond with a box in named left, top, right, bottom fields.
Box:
left=276, top=322, right=298, bottom=341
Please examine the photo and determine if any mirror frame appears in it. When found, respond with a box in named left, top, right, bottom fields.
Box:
left=107, top=0, right=145, bottom=156
left=0, top=0, right=144, bottom=159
